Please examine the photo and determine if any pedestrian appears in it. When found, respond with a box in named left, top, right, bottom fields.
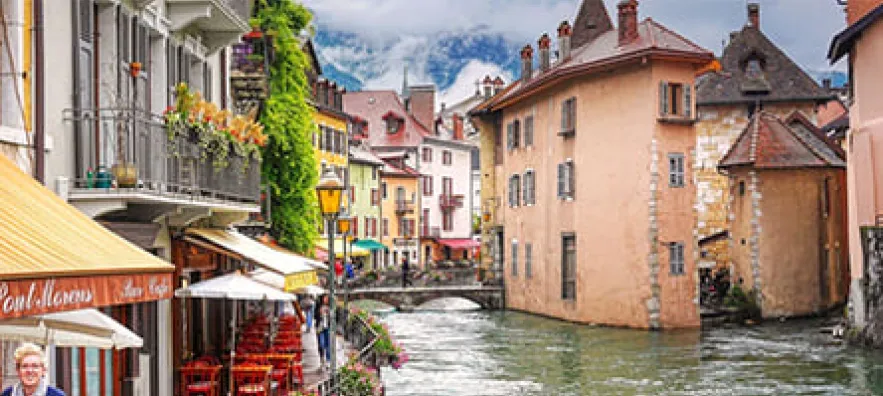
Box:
left=2, top=343, right=65, bottom=396
left=315, top=294, right=332, bottom=369
left=402, top=256, right=412, bottom=288
left=301, top=294, right=315, bottom=333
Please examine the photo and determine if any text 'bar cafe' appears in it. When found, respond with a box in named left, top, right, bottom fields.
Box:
left=0, top=154, right=324, bottom=395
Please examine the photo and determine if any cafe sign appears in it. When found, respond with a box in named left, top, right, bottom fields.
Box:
left=283, top=270, right=319, bottom=292
left=0, top=273, right=173, bottom=320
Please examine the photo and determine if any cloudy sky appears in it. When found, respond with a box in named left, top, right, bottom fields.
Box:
left=303, top=0, right=848, bottom=106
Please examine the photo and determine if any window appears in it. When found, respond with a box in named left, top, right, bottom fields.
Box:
left=371, top=188, right=379, bottom=206
left=745, top=58, right=764, bottom=80
left=659, top=82, right=692, bottom=119
left=524, top=116, right=534, bottom=147
left=560, top=97, right=576, bottom=136
left=511, top=239, right=518, bottom=277
left=668, top=153, right=685, bottom=188
left=350, top=186, right=356, bottom=203
left=443, top=211, right=453, bottom=232
left=372, top=167, right=378, bottom=181
left=562, top=234, right=576, bottom=300
left=382, top=218, right=389, bottom=237
left=382, top=183, right=387, bottom=200
left=312, top=132, right=318, bottom=148
left=386, top=118, right=402, bottom=134
left=738, top=181, right=746, bottom=196
left=508, top=175, right=521, bottom=207
left=669, top=242, right=685, bottom=275
left=423, top=176, right=433, bottom=196
left=494, top=120, right=503, bottom=165
left=442, top=151, right=452, bottom=165
left=557, top=160, right=575, bottom=200
left=353, top=216, right=359, bottom=237
left=525, top=243, right=533, bottom=278
left=523, top=170, right=536, bottom=205
left=507, top=120, right=521, bottom=150
left=422, top=147, right=432, bottom=163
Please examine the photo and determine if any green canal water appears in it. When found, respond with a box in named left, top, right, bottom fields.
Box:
left=371, top=301, right=883, bottom=396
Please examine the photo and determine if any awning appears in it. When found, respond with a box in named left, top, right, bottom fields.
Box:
left=314, top=238, right=371, bottom=257
left=248, top=269, right=327, bottom=297
left=186, top=229, right=322, bottom=291
left=174, top=271, right=295, bottom=301
left=352, top=239, right=386, bottom=251
left=437, top=239, right=481, bottom=249
left=0, top=308, right=143, bottom=349
left=0, top=155, right=174, bottom=320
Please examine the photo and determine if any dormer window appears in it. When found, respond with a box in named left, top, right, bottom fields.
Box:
left=382, top=111, right=404, bottom=134
left=745, top=59, right=763, bottom=79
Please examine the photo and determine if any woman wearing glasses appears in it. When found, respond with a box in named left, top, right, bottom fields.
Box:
left=2, top=343, right=65, bottom=396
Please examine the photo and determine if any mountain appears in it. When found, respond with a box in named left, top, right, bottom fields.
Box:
left=809, top=70, right=848, bottom=88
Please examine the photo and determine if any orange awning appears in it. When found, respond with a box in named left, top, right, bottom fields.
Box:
left=0, top=155, right=174, bottom=319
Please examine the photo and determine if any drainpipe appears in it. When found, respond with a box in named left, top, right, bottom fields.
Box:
left=33, top=0, right=44, bottom=183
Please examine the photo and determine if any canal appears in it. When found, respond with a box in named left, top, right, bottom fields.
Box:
left=368, top=300, right=883, bottom=396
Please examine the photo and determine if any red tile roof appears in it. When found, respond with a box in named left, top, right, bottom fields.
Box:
left=482, top=19, right=713, bottom=111
left=380, top=161, right=421, bottom=178
left=343, top=91, right=432, bottom=148
left=719, top=112, right=845, bottom=170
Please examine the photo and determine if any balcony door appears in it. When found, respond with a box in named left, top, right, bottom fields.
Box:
left=442, top=177, right=452, bottom=197
left=73, top=0, right=96, bottom=179
left=396, top=186, right=406, bottom=204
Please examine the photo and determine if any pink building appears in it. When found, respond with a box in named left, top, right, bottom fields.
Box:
left=471, top=0, right=713, bottom=329
left=829, top=1, right=883, bottom=340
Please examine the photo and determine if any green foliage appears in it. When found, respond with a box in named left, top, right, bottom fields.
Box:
left=725, top=284, right=761, bottom=316
left=253, top=0, right=319, bottom=254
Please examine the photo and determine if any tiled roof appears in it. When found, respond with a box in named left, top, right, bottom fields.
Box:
left=484, top=19, right=713, bottom=111
left=381, top=161, right=421, bottom=178
left=829, top=3, right=883, bottom=62
left=719, top=112, right=845, bottom=170
left=697, top=26, right=832, bottom=105
left=343, top=91, right=432, bottom=148
left=349, top=144, right=385, bottom=166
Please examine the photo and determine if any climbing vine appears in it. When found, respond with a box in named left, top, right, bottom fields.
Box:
left=253, top=0, right=319, bottom=254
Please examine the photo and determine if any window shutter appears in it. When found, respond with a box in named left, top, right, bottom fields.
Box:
left=659, top=81, right=669, bottom=117
left=567, top=161, right=575, bottom=198
left=557, top=163, right=565, bottom=198
left=507, top=123, right=513, bottom=150
left=684, top=84, right=692, bottom=118
left=570, top=99, right=577, bottom=132
left=516, top=176, right=521, bottom=206
left=561, top=101, right=567, bottom=131
left=508, top=177, right=514, bottom=207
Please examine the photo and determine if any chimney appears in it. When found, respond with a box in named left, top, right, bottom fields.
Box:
left=452, top=114, right=464, bottom=141
left=493, top=76, right=505, bottom=94
left=482, top=75, right=494, bottom=99
left=408, top=85, right=436, bottom=131
left=538, top=33, right=552, bottom=72
left=557, top=21, right=572, bottom=60
left=520, top=44, right=534, bottom=82
left=823, top=78, right=832, bottom=90
left=327, top=81, right=336, bottom=107
left=617, top=0, right=638, bottom=46
left=747, top=3, right=759, bottom=29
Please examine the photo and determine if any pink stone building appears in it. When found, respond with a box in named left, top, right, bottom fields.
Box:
left=471, top=0, right=713, bottom=329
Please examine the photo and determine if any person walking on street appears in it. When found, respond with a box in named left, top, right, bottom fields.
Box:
left=402, top=256, right=412, bottom=288
left=2, top=343, right=65, bottom=396
left=301, top=294, right=315, bottom=333
left=315, top=294, right=332, bottom=369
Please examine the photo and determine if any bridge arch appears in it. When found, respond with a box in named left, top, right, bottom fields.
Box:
left=347, top=286, right=504, bottom=311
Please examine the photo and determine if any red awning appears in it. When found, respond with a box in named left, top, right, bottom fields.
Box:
left=437, top=239, right=480, bottom=249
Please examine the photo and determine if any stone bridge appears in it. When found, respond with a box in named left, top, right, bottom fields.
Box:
left=347, top=285, right=505, bottom=311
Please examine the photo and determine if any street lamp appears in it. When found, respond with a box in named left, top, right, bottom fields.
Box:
left=315, top=168, right=344, bottom=384
left=336, top=213, right=352, bottom=317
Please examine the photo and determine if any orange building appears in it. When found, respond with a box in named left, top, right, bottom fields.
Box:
left=378, top=158, right=421, bottom=268
left=471, top=0, right=713, bottom=329
left=719, top=112, right=847, bottom=318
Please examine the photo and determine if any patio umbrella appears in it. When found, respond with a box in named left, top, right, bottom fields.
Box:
left=174, top=271, right=295, bottom=394
left=0, top=308, right=142, bottom=349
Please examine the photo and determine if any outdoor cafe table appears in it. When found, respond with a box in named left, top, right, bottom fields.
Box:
left=231, top=364, right=274, bottom=396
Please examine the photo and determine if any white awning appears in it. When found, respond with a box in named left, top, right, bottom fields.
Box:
left=186, top=229, right=325, bottom=274
left=0, top=309, right=143, bottom=349
left=174, top=271, right=295, bottom=301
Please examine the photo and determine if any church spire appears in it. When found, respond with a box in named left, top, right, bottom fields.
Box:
left=401, top=64, right=410, bottom=99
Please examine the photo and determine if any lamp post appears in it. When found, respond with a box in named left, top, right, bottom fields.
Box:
left=337, top=213, right=352, bottom=317
left=316, top=168, right=344, bottom=387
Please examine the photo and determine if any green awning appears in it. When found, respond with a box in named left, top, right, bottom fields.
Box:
left=352, top=239, right=386, bottom=251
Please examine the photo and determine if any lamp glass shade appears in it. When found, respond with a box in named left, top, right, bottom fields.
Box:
left=336, top=215, right=352, bottom=234
left=316, top=169, right=344, bottom=216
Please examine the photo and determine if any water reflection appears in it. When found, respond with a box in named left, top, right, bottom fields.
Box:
left=366, top=300, right=883, bottom=396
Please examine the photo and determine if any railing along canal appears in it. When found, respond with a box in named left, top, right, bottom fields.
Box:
left=315, top=307, right=382, bottom=396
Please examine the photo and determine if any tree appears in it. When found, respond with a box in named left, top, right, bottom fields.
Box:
left=253, top=0, right=318, bottom=253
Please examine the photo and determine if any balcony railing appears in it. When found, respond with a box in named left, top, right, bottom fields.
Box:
left=63, top=107, right=260, bottom=205
left=421, top=226, right=440, bottom=238
left=439, top=194, right=465, bottom=210
left=395, top=200, right=415, bottom=214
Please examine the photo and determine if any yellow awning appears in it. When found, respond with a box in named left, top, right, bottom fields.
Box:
left=314, top=238, right=371, bottom=257
left=186, top=229, right=320, bottom=291
left=0, top=155, right=174, bottom=319
left=0, top=155, right=174, bottom=280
